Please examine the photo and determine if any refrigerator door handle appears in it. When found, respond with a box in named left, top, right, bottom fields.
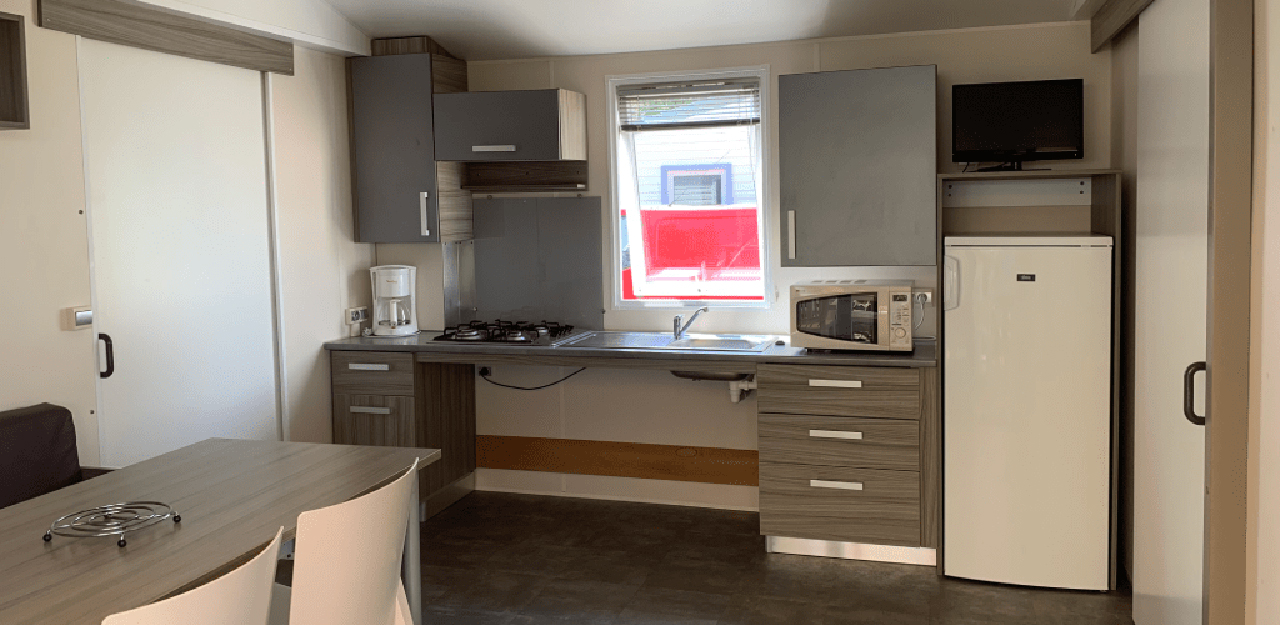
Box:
left=943, top=255, right=960, bottom=311
left=1184, top=361, right=1207, bottom=426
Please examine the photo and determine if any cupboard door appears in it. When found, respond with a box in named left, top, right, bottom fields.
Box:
left=333, top=394, right=416, bottom=448
left=433, top=90, right=564, bottom=161
left=350, top=54, right=439, bottom=243
left=779, top=65, right=936, bottom=266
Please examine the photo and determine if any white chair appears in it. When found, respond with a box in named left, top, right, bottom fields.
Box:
left=102, top=528, right=284, bottom=625
left=270, top=459, right=420, bottom=625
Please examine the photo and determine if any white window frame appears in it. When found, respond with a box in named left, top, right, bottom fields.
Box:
left=606, top=66, right=772, bottom=311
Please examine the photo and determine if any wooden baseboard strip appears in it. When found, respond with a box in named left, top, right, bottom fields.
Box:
left=476, top=435, right=759, bottom=486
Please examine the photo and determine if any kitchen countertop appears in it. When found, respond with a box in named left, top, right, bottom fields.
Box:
left=324, top=333, right=937, bottom=368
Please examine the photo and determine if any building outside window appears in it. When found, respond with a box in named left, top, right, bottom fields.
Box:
left=609, top=68, right=769, bottom=306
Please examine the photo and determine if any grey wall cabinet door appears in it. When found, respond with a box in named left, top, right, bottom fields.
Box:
left=434, top=90, right=565, bottom=161
left=779, top=66, right=937, bottom=266
left=351, top=54, right=439, bottom=243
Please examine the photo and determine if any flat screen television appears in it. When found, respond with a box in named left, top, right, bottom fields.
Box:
left=952, top=79, right=1083, bottom=168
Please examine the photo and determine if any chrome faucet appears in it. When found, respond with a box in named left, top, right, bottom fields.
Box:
left=673, top=307, right=709, bottom=340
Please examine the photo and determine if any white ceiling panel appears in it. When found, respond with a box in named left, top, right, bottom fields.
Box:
left=326, top=0, right=1080, bottom=60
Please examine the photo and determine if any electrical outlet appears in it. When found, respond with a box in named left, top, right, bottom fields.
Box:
left=913, top=290, right=933, bottom=304
left=346, top=306, right=368, bottom=323
left=479, top=366, right=492, bottom=377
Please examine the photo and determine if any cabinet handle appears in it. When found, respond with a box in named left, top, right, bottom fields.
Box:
left=1184, top=361, right=1207, bottom=426
left=810, top=479, right=863, bottom=491
left=809, top=379, right=862, bottom=388
left=348, top=363, right=390, bottom=371
left=350, top=406, right=392, bottom=415
left=787, top=210, right=797, bottom=260
left=809, top=430, right=863, bottom=440
left=419, top=191, right=431, bottom=237
left=472, top=145, right=517, bottom=152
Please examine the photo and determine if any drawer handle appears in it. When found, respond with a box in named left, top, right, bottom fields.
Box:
left=350, top=406, right=392, bottom=415
left=472, top=145, right=517, bottom=152
left=809, top=380, right=862, bottom=388
left=810, top=479, right=863, bottom=491
left=348, top=363, right=390, bottom=371
left=809, top=430, right=863, bottom=440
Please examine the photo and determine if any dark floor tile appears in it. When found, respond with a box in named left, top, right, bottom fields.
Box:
left=551, top=548, right=654, bottom=586
left=516, top=578, right=640, bottom=622
left=430, top=570, right=549, bottom=612
left=933, top=580, right=1040, bottom=624
left=1031, top=590, right=1133, bottom=621
left=808, top=604, right=933, bottom=625
left=716, top=594, right=811, bottom=625
left=422, top=606, right=516, bottom=624
left=617, top=587, right=734, bottom=624
left=641, top=561, right=749, bottom=595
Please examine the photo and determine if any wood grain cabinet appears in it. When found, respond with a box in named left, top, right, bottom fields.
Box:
left=349, top=53, right=472, bottom=243
left=756, top=364, right=940, bottom=550
left=778, top=65, right=936, bottom=266
left=329, top=351, right=476, bottom=502
left=433, top=89, right=586, bottom=162
left=0, top=11, right=29, bottom=131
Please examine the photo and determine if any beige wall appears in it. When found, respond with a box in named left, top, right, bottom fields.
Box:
left=453, top=21, right=1113, bottom=507
left=0, top=0, right=100, bottom=465
left=270, top=46, right=375, bottom=443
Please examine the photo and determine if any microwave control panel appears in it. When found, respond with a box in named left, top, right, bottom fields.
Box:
left=889, top=293, right=912, bottom=347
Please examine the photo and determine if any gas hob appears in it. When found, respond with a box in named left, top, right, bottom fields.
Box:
left=433, top=320, right=576, bottom=346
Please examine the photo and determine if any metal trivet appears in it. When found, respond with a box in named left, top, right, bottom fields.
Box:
left=43, top=501, right=181, bottom=547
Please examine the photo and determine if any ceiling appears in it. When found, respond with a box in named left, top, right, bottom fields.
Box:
left=325, top=0, right=1082, bottom=61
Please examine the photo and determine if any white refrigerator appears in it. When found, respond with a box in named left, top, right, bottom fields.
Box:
left=942, top=235, right=1113, bottom=590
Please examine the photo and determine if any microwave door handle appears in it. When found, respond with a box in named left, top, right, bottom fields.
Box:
left=943, top=255, right=960, bottom=311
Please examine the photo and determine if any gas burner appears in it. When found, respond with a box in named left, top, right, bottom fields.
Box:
left=433, top=320, right=577, bottom=345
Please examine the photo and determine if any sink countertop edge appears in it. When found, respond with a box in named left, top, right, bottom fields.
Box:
left=323, top=335, right=938, bottom=368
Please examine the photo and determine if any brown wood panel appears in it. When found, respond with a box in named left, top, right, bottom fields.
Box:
left=462, top=160, right=590, bottom=192
left=757, top=364, right=922, bottom=420
left=371, top=35, right=457, bottom=59
left=0, top=11, right=29, bottom=130
left=942, top=205, right=1093, bottom=235
left=759, top=414, right=919, bottom=471
left=0, top=439, right=434, bottom=625
left=37, top=0, right=293, bottom=75
left=332, top=394, right=416, bottom=448
left=477, top=435, right=759, bottom=486
left=557, top=89, right=587, bottom=160
left=431, top=56, right=468, bottom=94
left=417, top=363, right=476, bottom=496
left=759, top=462, right=920, bottom=546
left=1089, top=0, right=1155, bottom=52
left=331, top=350, right=415, bottom=395
left=413, top=351, right=757, bottom=374
left=919, top=366, right=940, bottom=550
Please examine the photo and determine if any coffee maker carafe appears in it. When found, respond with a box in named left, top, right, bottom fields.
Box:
left=369, top=265, right=418, bottom=336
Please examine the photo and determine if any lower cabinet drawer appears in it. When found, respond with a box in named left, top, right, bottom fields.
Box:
left=759, top=462, right=920, bottom=546
left=333, top=394, right=416, bottom=448
left=331, top=351, right=415, bottom=395
left=759, top=414, right=920, bottom=471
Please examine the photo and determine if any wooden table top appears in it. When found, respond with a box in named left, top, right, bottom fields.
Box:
left=0, top=438, right=437, bottom=625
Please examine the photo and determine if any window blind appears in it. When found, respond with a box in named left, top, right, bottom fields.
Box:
left=618, top=79, right=761, bottom=131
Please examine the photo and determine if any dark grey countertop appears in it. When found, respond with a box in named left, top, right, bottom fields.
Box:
left=324, top=333, right=937, bottom=368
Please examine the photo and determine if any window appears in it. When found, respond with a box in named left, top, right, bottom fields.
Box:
left=609, top=69, right=768, bottom=306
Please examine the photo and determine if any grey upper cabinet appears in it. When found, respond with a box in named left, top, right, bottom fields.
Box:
left=779, top=65, right=937, bottom=266
left=350, top=54, right=439, bottom=243
left=434, top=89, right=587, bottom=162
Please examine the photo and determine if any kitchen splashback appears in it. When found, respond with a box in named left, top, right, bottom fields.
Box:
left=472, top=197, right=603, bottom=329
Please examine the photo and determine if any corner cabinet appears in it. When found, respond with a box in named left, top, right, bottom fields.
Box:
left=349, top=53, right=472, bottom=243
left=433, top=89, right=587, bottom=162
left=778, top=65, right=937, bottom=266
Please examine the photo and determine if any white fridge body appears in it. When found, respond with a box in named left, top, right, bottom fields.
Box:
left=943, top=235, right=1112, bottom=590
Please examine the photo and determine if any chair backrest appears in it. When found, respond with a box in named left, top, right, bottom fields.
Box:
left=0, top=403, right=81, bottom=509
left=102, top=528, right=283, bottom=625
left=288, top=459, right=419, bottom=625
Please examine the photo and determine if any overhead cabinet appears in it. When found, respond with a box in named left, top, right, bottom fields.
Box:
left=0, top=11, right=29, bottom=130
left=434, top=89, right=587, bottom=162
left=779, top=65, right=937, bottom=266
left=349, top=53, right=472, bottom=243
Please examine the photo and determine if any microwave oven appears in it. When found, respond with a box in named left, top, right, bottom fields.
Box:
left=790, top=280, right=914, bottom=351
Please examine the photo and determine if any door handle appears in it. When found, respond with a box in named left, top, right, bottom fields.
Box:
left=943, top=255, right=960, bottom=311
left=350, top=406, right=392, bottom=415
left=787, top=210, right=797, bottom=261
left=810, top=479, right=863, bottom=491
left=419, top=191, right=431, bottom=237
left=472, top=145, right=517, bottom=152
left=809, top=379, right=862, bottom=388
left=99, top=333, right=115, bottom=379
left=809, top=430, right=863, bottom=440
left=1184, top=361, right=1207, bottom=425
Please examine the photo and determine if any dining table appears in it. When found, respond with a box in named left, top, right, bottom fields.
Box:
left=0, top=438, right=438, bottom=625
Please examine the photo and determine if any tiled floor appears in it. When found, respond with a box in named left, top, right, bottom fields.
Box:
left=409, top=492, right=1134, bottom=625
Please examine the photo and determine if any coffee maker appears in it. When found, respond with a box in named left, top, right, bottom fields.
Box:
left=369, top=265, right=418, bottom=336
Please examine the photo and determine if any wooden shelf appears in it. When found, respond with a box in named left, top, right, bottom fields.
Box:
left=461, top=160, right=589, bottom=193
left=938, top=168, right=1121, bottom=181
left=0, top=11, right=29, bottom=131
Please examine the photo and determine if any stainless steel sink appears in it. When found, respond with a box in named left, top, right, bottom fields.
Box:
left=554, top=331, right=778, bottom=353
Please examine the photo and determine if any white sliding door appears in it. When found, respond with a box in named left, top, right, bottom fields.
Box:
left=79, top=39, right=279, bottom=467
